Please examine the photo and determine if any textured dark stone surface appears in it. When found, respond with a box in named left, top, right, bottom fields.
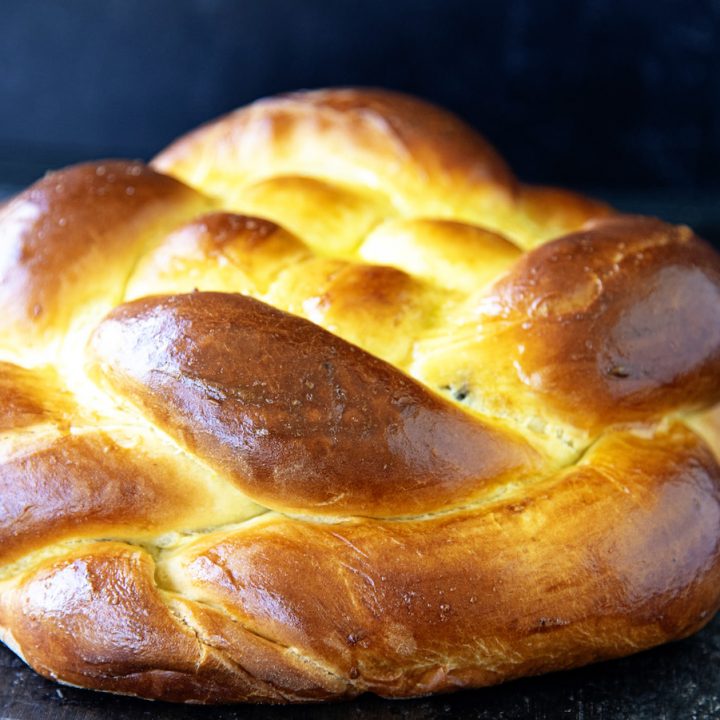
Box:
left=2, top=615, right=720, bottom=720
left=1, top=0, right=719, bottom=190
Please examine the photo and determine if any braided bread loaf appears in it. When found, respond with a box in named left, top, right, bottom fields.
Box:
left=0, top=88, right=719, bottom=704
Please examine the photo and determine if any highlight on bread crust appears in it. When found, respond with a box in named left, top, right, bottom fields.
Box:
left=0, top=88, right=719, bottom=704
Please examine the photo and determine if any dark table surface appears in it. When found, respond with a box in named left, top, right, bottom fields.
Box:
left=0, top=182, right=719, bottom=719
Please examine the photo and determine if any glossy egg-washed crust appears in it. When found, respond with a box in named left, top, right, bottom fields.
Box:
left=0, top=89, right=719, bottom=704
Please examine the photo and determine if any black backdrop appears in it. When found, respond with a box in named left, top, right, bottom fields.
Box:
left=1, top=0, right=719, bottom=192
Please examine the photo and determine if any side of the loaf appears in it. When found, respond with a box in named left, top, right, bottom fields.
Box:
left=0, top=88, right=719, bottom=703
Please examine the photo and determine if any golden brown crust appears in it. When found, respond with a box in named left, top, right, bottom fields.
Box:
left=153, top=88, right=517, bottom=221
left=0, top=544, right=350, bottom=702
left=1, top=88, right=719, bottom=704
left=162, top=425, right=720, bottom=697
left=2, top=425, right=718, bottom=701
left=0, top=362, right=73, bottom=431
left=0, top=161, right=212, bottom=355
left=516, top=185, right=615, bottom=238
left=0, top=428, right=263, bottom=566
left=485, top=216, right=720, bottom=430
left=415, top=216, right=720, bottom=441
left=125, top=212, right=311, bottom=300
left=89, top=292, right=541, bottom=516
left=360, top=218, right=522, bottom=293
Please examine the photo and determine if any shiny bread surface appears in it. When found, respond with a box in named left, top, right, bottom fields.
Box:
left=0, top=88, right=719, bottom=703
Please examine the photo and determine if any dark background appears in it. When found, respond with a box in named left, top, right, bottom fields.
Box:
left=1, top=0, right=719, bottom=196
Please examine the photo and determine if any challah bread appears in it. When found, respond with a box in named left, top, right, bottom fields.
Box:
left=0, top=88, right=719, bottom=704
